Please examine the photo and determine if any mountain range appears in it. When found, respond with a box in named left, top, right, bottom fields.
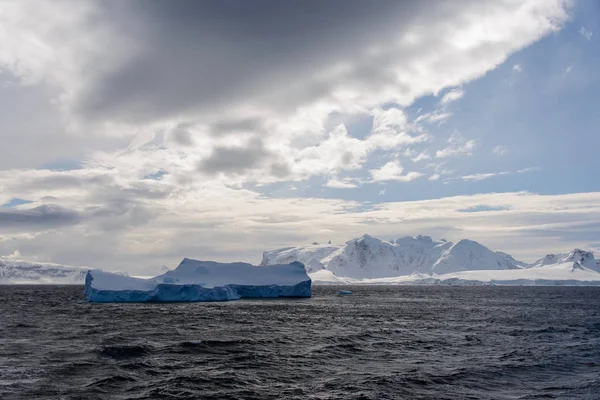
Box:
left=261, top=234, right=600, bottom=281
left=2, top=234, right=599, bottom=285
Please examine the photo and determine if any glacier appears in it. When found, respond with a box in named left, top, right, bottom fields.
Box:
left=84, top=258, right=311, bottom=302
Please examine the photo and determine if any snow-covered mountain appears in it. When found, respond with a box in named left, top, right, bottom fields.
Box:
left=0, top=258, right=129, bottom=284
left=430, top=239, right=524, bottom=274
left=0, top=259, right=90, bottom=284
left=263, top=234, right=527, bottom=279
left=260, top=242, right=342, bottom=273
left=530, top=249, right=599, bottom=272
left=3, top=236, right=599, bottom=285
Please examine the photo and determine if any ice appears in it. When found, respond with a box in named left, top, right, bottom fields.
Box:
left=0, top=259, right=93, bottom=284
left=84, top=259, right=311, bottom=302
left=264, top=234, right=524, bottom=279
left=264, top=234, right=600, bottom=285
left=308, top=259, right=600, bottom=286
left=261, top=243, right=343, bottom=273
left=4, top=236, right=600, bottom=288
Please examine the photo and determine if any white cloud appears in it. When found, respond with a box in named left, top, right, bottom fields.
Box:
left=1, top=176, right=599, bottom=267
left=378, top=189, right=386, bottom=196
left=440, top=88, right=464, bottom=104
left=404, top=149, right=431, bottom=162
left=369, top=161, right=423, bottom=182
left=436, top=133, right=476, bottom=158
left=517, top=167, right=541, bottom=174
left=462, top=172, right=509, bottom=181
left=579, top=26, right=592, bottom=41
left=415, top=111, right=453, bottom=125
left=492, top=145, right=508, bottom=156
left=513, top=64, right=523, bottom=72
left=325, top=177, right=359, bottom=189
left=413, top=152, right=431, bottom=162
left=461, top=167, right=539, bottom=181
left=0, top=1, right=579, bottom=269
left=428, top=174, right=441, bottom=181
left=564, top=65, right=573, bottom=74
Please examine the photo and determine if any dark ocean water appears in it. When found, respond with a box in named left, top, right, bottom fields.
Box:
left=1, top=286, right=599, bottom=400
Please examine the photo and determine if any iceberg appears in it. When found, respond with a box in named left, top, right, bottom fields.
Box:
left=84, top=258, right=311, bottom=302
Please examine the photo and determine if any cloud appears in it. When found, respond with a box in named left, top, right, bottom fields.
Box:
left=492, top=145, right=508, bottom=156
left=415, top=111, right=453, bottom=125
left=0, top=204, right=81, bottom=230
left=440, top=88, right=464, bottom=104
left=369, top=161, right=423, bottom=182
left=579, top=26, right=592, bottom=41
left=513, top=64, right=523, bottom=72
left=517, top=167, right=541, bottom=174
left=0, top=1, right=581, bottom=271
left=435, top=133, right=476, bottom=158
left=462, top=172, right=509, bottom=181
left=0, top=0, right=572, bottom=187
left=325, top=177, right=358, bottom=189
left=457, top=205, right=511, bottom=213
left=2, top=187, right=600, bottom=268
left=198, top=138, right=273, bottom=176
left=460, top=167, right=539, bottom=181
left=170, top=124, right=195, bottom=146
left=412, top=152, right=431, bottom=162
left=0, top=1, right=570, bottom=132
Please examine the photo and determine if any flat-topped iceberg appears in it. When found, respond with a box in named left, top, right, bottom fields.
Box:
left=84, top=258, right=311, bottom=302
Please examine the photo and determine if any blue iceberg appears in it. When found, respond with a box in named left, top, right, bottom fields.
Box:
left=84, top=258, right=311, bottom=302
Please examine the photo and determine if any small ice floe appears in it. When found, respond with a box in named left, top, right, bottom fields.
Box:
left=338, top=290, right=352, bottom=295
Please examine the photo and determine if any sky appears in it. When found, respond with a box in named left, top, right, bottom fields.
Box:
left=0, top=0, right=599, bottom=274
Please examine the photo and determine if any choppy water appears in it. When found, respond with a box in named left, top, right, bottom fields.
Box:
left=1, top=285, right=599, bottom=399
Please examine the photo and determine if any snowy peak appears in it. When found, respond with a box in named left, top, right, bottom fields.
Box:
left=325, top=235, right=409, bottom=278
left=262, top=234, right=526, bottom=278
left=431, top=239, right=521, bottom=274
left=532, top=249, right=598, bottom=272
left=496, top=252, right=529, bottom=268
left=260, top=242, right=343, bottom=273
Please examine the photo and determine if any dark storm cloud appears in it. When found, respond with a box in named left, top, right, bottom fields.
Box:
left=74, top=0, right=434, bottom=124
left=0, top=205, right=81, bottom=228
left=198, top=138, right=272, bottom=175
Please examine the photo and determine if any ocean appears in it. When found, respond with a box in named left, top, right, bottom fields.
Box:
left=1, top=285, right=599, bottom=399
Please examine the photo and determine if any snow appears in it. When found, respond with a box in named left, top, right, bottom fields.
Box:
left=431, top=239, right=523, bottom=274
left=439, top=262, right=600, bottom=284
left=261, top=243, right=342, bottom=272
left=84, top=259, right=311, bottom=302
left=309, top=262, right=600, bottom=286
left=4, top=234, right=600, bottom=288
left=1, top=259, right=92, bottom=284
left=530, top=249, right=599, bottom=271
left=268, top=234, right=600, bottom=285
left=273, top=234, right=523, bottom=279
